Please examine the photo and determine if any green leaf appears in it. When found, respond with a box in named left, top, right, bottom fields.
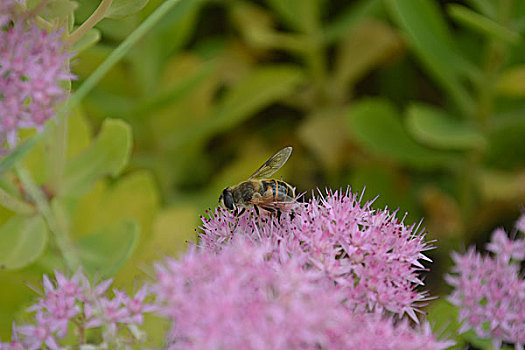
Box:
left=168, top=65, right=304, bottom=149
left=69, top=0, right=187, bottom=109
left=71, top=28, right=101, bottom=54
left=331, top=19, right=404, bottom=97
left=427, top=299, right=465, bottom=347
left=497, top=65, right=525, bottom=97
left=71, top=171, right=159, bottom=240
left=448, top=4, right=521, bottom=44
left=323, top=0, right=382, bottom=44
left=0, top=215, right=48, bottom=270
left=133, top=60, right=215, bottom=117
left=76, top=220, right=139, bottom=277
left=105, top=0, right=149, bottom=19
left=406, top=103, right=487, bottom=150
left=386, top=0, right=476, bottom=115
left=462, top=331, right=494, bottom=350
left=265, top=0, right=320, bottom=32
left=66, top=108, right=93, bottom=159
left=42, top=0, right=78, bottom=18
left=0, top=187, right=34, bottom=215
left=347, top=98, right=458, bottom=169
left=62, top=119, right=132, bottom=196
left=465, top=0, right=496, bottom=19
left=0, top=132, right=44, bottom=175
left=155, top=0, right=201, bottom=57
left=486, top=117, right=525, bottom=169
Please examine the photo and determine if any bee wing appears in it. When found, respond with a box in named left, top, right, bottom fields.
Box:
left=248, top=146, right=293, bottom=180
left=256, top=201, right=299, bottom=213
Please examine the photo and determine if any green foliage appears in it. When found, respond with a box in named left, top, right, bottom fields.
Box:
left=62, top=119, right=131, bottom=196
left=386, top=0, right=476, bottom=115
left=0, top=216, right=47, bottom=270
left=71, top=28, right=101, bottom=54
left=106, top=0, right=150, bottom=19
left=448, top=3, right=521, bottom=44
left=76, top=220, right=139, bottom=277
left=347, top=99, right=458, bottom=169
left=406, top=104, right=487, bottom=151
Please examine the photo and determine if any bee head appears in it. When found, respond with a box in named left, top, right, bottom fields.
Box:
left=219, top=188, right=235, bottom=210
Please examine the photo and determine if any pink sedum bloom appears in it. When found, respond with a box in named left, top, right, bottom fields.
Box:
left=486, top=228, right=525, bottom=263
left=515, top=213, right=525, bottom=237
left=446, top=218, right=525, bottom=350
left=0, top=8, right=74, bottom=150
left=153, top=238, right=451, bottom=350
left=199, top=189, right=434, bottom=321
left=0, top=269, right=154, bottom=348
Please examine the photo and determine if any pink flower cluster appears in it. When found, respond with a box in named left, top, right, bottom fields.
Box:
left=0, top=6, right=73, bottom=150
left=199, top=189, right=433, bottom=320
left=0, top=269, right=154, bottom=350
left=446, top=215, right=525, bottom=350
left=153, top=239, right=452, bottom=350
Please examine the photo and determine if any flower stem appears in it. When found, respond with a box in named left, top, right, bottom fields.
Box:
left=67, top=0, right=186, bottom=109
left=15, top=166, right=80, bottom=270
left=48, top=108, right=69, bottom=195
left=0, top=187, right=35, bottom=215
left=67, top=0, right=114, bottom=44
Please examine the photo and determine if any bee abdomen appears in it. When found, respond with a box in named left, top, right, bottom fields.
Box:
left=262, top=180, right=294, bottom=201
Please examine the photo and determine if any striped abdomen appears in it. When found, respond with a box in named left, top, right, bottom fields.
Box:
left=261, top=179, right=295, bottom=202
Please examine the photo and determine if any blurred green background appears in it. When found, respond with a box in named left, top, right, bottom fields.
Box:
left=1, top=0, right=525, bottom=344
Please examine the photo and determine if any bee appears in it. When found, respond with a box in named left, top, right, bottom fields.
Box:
left=219, top=146, right=297, bottom=217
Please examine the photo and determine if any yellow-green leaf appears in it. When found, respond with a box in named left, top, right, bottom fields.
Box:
left=77, top=220, right=139, bottom=278
left=497, top=65, right=525, bottom=97
left=62, top=119, right=132, bottom=196
left=0, top=215, right=47, bottom=270
left=105, top=0, right=149, bottom=19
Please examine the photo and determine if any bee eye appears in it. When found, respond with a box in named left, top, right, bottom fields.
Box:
left=222, top=190, right=235, bottom=210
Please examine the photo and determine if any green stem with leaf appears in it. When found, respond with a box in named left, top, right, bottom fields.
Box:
left=67, top=0, right=114, bottom=44
left=16, top=166, right=80, bottom=270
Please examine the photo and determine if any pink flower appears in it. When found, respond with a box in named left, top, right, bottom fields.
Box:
left=199, top=189, right=433, bottom=321
left=153, top=238, right=451, bottom=350
left=0, top=269, right=154, bottom=348
left=516, top=213, right=525, bottom=235
left=0, top=11, right=74, bottom=150
left=446, top=218, right=525, bottom=349
left=486, top=228, right=525, bottom=263
left=0, top=324, right=24, bottom=350
left=85, top=291, right=130, bottom=337
left=17, top=312, right=60, bottom=350
left=120, top=286, right=157, bottom=325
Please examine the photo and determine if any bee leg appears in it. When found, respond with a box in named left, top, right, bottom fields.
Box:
left=236, top=207, right=246, bottom=217
left=254, top=205, right=260, bottom=216
left=260, top=206, right=281, bottom=222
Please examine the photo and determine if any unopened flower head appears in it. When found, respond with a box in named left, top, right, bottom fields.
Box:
left=153, top=238, right=451, bottom=350
left=0, top=5, right=74, bottom=151
left=199, top=188, right=434, bottom=320
left=446, top=217, right=525, bottom=350
left=0, top=269, right=154, bottom=349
